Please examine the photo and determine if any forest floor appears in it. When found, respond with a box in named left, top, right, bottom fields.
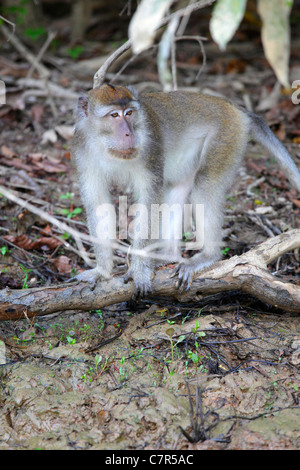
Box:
left=0, top=7, right=300, bottom=450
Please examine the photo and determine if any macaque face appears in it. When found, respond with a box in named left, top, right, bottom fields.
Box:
left=98, top=106, right=139, bottom=159
left=78, top=84, right=141, bottom=160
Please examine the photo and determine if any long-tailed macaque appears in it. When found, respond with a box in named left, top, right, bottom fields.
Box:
left=72, top=83, right=300, bottom=296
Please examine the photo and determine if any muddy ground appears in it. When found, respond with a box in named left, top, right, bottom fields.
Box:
left=0, top=3, right=300, bottom=450
left=0, top=305, right=300, bottom=450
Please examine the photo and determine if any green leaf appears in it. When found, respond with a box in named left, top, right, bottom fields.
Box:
left=60, top=208, right=70, bottom=215
left=67, top=46, right=84, bottom=59
left=24, top=27, right=46, bottom=41
left=72, top=207, right=82, bottom=215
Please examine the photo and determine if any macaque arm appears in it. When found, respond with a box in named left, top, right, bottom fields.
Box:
left=73, top=162, right=115, bottom=285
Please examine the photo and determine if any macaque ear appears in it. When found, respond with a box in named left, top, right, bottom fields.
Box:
left=77, top=95, right=89, bottom=118
left=126, top=85, right=138, bottom=100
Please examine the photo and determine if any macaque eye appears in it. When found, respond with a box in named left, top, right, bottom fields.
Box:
left=126, top=109, right=133, bottom=116
left=111, top=112, right=119, bottom=118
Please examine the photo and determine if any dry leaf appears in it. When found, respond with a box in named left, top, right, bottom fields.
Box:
left=30, top=103, right=45, bottom=123
left=53, top=255, right=72, bottom=274
left=4, top=234, right=62, bottom=250
left=1, top=145, right=17, bottom=158
left=257, top=0, right=292, bottom=88
left=291, top=199, right=300, bottom=209
left=55, top=125, right=74, bottom=140
left=41, top=129, right=57, bottom=145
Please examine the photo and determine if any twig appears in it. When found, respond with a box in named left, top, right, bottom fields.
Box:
left=175, top=36, right=207, bottom=81
left=247, top=214, right=276, bottom=238
left=17, top=78, right=79, bottom=100
left=177, top=0, right=196, bottom=36
left=179, top=382, right=208, bottom=442
left=0, top=23, right=50, bottom=78
left=26, top=30, right=57, bottom=79
left=246, top=176, right=266, bottom=197
left=0, top=15, right=15, bottom=33
left=32, top=225, right=94, bottom=266
left=93, top=0, right=217, bottom=87
left=158, top=15, right=180, bottom=90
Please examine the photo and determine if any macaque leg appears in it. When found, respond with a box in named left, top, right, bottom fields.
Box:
left=160, top=182, right=192, bottom=262
left=175, top=178, right=225, bottom=290
left=124, top=197, right=155, bottom=297
left=124, top=239, right=154, bottom=297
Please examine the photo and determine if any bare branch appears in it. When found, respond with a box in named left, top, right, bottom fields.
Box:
left=93, top=0, right=217, bottom=88
left=0, top=23, right=50, bottom=79
left=1, top=230, right=299, bottom=320
left=26, top=30, right=57, bottom=79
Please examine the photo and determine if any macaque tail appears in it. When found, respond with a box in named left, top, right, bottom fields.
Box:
left=248, top=111, right=300, bottom=192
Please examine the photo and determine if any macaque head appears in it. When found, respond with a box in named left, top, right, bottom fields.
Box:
left=76, top=84, right=142, bottom=160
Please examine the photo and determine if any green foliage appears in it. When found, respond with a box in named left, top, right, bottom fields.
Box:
left=19, top=263, right=32, bottom=289
left=2, top=3, right=27, bottom=24
left=24, top=27, right=46, bottom=41
left=0, top=246, right=10, bottom=256
left=60, top=192, right=74, bottom=200
left=67, top=46, right=84, bottom=59
left=221, top=246, right=230, bottom=256
left=60, top=207, right=82, bottom=219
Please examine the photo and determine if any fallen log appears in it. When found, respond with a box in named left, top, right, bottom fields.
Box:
left=0, top=229, right=299, bottom=320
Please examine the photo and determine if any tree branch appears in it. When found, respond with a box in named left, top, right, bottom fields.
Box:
left=1, top=230, right=299, bottom=320
left=93, top=0, right=217, bottom=87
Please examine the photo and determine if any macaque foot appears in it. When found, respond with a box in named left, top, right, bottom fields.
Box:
left=172, top=262, right=196, bottom=292
left=172, top=254, right=217, bottom=292
left=124, top=267, right=153, bottom=299
left=70, top=267, right=109, bottom=290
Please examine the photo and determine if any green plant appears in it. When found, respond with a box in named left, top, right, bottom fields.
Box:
left=79, top=323, right=91, bottom=341
left=197, top=331, right=206, bottom=339
left=96, top=356, right=109, bottom=379
left=187, top=349, right=204, bottom=364
left=60, top=207, right=82, bottom=219
left=19, top=263, right=32, bottom=289
left=94, top=355, right=102, bottom=371
left=2, top=3, right=27, bottom=25
left=45, top=340, right=53, bottom=350
left=61, top=232, right=71, bottom=240
left=221, top=246, right=230, bottom=255
left=118, top=356, right=127, bottom=381
left=165, top=327, right=175, bottom=362
left=0, top=246, right=10, bottom=256
left=24, top=27, right=46, bottom=40
left=66, top=335, right=76, bottom=345
left=183, top=231, right=193, bottom=241
left=60, top=192, right=74, bottom=200
left=67, top=46, right=84, bottom=59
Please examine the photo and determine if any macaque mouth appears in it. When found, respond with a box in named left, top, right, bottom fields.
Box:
left=108, top=148, right=138, bottom=160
